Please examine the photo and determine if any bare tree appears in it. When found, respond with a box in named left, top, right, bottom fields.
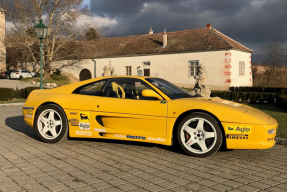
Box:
left=260, top=39, right=287, bottom=86
left=86, top=28, right=100, bottom=40
left=2, top=0, right=91, bottom=78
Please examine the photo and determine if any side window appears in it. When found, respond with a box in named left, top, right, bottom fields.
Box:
left=239, top=61, right=245, bottom=76
left=189, top=61, right=199, bottom=76
left=74, top=80, right=106, bottom=96
left=103, top=78, right=159, bottom=100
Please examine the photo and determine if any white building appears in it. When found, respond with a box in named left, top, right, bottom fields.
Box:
left=62, top=24, right=253, bottom=90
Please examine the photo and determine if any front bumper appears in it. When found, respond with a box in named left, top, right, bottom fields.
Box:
left=23, top=105, right=35, bottom=129
left=222, top=116, right=278, bottom=149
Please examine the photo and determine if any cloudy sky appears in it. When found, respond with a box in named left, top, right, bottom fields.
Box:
left=82, top=0, right=287, bottom=63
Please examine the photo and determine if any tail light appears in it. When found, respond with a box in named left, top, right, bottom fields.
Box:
left=16, top=73, right=19, bottom=75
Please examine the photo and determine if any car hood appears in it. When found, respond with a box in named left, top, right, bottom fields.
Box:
left=168, top=97, right=271, bottom=125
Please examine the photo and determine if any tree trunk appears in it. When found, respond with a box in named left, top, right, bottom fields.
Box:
left=44, top=60, right=51, bottom=78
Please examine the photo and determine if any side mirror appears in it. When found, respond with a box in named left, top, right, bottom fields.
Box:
left=142, top=89, right=163, bottom=100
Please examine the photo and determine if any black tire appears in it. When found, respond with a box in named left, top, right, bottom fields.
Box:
left=34, top=104, right=68, bottom=143
left=176, top=112, right=222, bottom=157
left=19, top=76, right=23, bottom=80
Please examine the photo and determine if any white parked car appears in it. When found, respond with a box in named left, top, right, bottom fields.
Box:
left=10, top=70, right=37, bottom=80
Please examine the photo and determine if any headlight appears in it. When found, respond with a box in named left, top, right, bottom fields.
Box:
left=268, top=129, right=275, bottom=135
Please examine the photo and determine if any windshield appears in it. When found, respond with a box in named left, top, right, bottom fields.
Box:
left=146, top=78, right=198, bottom=99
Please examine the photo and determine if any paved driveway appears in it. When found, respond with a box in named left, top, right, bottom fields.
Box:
left=0, top=106, right=287, bottom=192
left=0, top=79, right=37, bottom=89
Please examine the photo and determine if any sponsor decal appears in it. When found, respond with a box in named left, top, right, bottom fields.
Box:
left=227, top=134, right=249, bottom=139
left=127, top=135, right=146, bottom=140
left=147, top=137, right=166, bottom=142
left=27, top=111, right=33, bottom=115
left=69, top=119, right=79, bottom=126
left=76, top=131, right=92, bottom=136
left=267, top=137, right=274, bottom=141
left=94, top=128, right=106, bottom=132
left=23, top=107, right=34, bottom=110
left=25, top=115, right=33, bottom=118
left=79, top=112, right=90, bottom=123
left=160, top=101, right=167, bottom=104
left=114, top=134, right=126, bottom=138
left=70, top=112, right=77, bottom=115
left=24, top=107, right=34, bottom=115
left=78, top=112, right=90, bottom=130
left=226, top=125, right=251, bottom=134
left=79, top=122, right=90, bottom=130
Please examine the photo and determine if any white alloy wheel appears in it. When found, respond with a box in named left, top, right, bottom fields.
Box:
left=177, top=113, right=222, bottom=157
left=180, top=117, right=216, bottom=154
left=37, top=109, right=63, bottom=140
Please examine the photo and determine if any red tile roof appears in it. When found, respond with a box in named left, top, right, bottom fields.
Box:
left=82, top=27, right=253, bottom=59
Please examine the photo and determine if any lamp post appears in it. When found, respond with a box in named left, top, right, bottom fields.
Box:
left=34, top=19, right=48, bottom=89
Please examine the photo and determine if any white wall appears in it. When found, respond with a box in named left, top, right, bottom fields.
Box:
left=19, top=49, right=252, bottom=90
left=230, top=50, right=252, bottom=87
left=94, top=50, right=231, bottom=90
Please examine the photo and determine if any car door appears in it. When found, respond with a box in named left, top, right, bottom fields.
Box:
left=90, top=78, right=168, bottom=137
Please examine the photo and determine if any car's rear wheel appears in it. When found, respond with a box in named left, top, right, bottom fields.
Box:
left=19, top=75, right=23, bottom=80
left=177, top=112, right=222, bottom=157
left=34, top=104, right=68, bottom=143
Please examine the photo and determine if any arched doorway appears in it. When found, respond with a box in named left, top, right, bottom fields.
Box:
left=79, top=69, right=92, bottom=81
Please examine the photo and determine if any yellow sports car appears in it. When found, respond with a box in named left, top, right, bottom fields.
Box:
left=23, top=76, right=277, bottom=157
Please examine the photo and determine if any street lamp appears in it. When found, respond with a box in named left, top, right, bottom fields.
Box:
left=34, top=19, right=48, bottom=89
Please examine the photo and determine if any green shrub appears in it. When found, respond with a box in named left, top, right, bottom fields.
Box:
left=232, top=92, right=240, bottom=102
left=14, top=87, right=21, bottom=99
left=0, top=88, right=15, bottom=101
left=240, top=92, right=247, bottom=102
left=277, top=95, right=287, bottom=111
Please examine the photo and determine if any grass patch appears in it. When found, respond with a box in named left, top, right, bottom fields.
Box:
left=245, top=103, right=287, bottom=139
left=19, top=74, right=70, bottom=86
left=0, top=99, right=26, bottom=104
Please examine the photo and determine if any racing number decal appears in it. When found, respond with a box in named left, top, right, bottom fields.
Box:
left=79, top=112, right=90, bottom=130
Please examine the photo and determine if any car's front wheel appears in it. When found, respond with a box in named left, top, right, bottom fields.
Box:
left=177, top=112, right=222, bottom=157
left=34, top=104, right=68, bottom=143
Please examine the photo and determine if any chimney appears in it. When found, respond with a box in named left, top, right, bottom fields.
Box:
left=149, top=27, right=154, bottom=34
left=163, top=28, right=167, bottom=48
left=207, top=23, right=211, bottom=29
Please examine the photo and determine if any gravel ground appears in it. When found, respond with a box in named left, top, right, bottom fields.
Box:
left=0, top=79, right=38, bottom=90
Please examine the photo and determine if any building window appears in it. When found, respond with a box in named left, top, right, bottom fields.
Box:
left=143, top=61, right=150, bottom=66
left=239, top=61, right=245, bottom=76
left=189, top=61, right=199, bottom=76
left=144, top=69, right=150, bottom=76
left=137, top=70, right=142, bottom=76
left=126, top=66, right=131, bottom=76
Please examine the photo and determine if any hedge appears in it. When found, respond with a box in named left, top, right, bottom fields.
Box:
left=277, top=95, right=287, bottom=111
left=0, top=87, right=45, bottom=101
left=229, top=86, right=287, bottom=94
left=0, top=88, right=15, bottom=101
left=211, top=91, right=278, bottom=104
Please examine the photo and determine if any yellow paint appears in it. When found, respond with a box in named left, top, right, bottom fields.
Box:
left=23, top=76, right=278, bottom=149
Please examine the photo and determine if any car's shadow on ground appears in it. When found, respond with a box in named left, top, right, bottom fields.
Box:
left=5, top=116, right=40, bottom=141
left=5, top=116, right=231, bottom=156
left=5, top=116, right=187, bottom=155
